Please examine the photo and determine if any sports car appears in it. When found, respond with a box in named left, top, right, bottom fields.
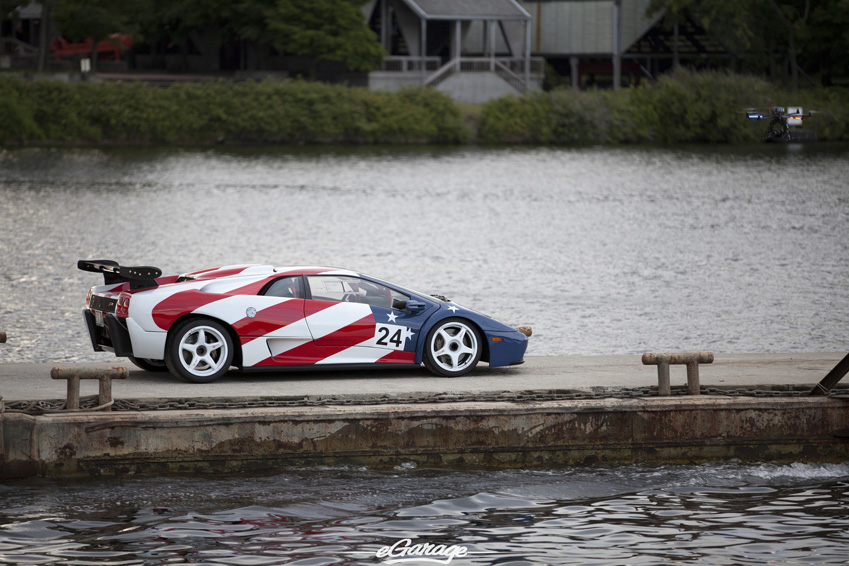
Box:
left=79, top=260, right=529, bottom=383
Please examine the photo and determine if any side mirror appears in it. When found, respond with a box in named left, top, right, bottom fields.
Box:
left=405, top=300, right=426, bottom=313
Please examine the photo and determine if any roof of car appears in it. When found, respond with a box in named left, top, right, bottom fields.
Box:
left=181, top=265, right=360, bottom=281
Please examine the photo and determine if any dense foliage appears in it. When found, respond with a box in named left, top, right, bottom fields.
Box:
left=478, top=69, right=849, bottom=145
left=45, top=0, right=384, bottom=74
left=265, top=0, right=384, bottom=77
left=1, top=71, right=846, bottom=146
left=647, top=0, right=849, bottom=89
left=0, top=77, right=468, bottom=145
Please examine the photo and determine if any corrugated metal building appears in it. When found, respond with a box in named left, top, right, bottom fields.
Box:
left=520, top=0, right=734, bottom=89
left=524, top=0, right=658, bottom=57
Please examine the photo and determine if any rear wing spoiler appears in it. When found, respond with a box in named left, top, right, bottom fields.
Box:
left=78, top=259, right=162, bottom=289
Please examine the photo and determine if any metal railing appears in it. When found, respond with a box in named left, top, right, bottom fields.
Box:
left=422, top=56, right=545, bottom=92
left=0, top=38, right=38, bottom=56
left=422, top=58, right=458, bottom=87
left=493, top=59, right=527, bottom=93
left=379, top=56, right=441, bottom=73
left=497, top=57, right=546, bottom=75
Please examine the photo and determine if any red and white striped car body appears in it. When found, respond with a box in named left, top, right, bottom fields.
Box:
left=80, top=260, right=528, bottom=382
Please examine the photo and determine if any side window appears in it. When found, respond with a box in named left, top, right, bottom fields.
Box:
left=306, top=275, right=352, bottom=302
left=306, top=275, right=409, bottom=309
left=265, top=276, right=304, bottom=298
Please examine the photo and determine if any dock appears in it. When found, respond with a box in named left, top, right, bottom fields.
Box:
left=1, top=353, right=848, bottom=479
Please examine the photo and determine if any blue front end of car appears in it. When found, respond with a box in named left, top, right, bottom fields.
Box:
left=427, top=304, right=529, bottom=368
left=483, top=328, right=528, bottom=367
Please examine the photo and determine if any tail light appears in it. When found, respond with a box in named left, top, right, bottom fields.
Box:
left=116, top=292, right=132, bottom=318
left=86, top=287, right=93, bottom=309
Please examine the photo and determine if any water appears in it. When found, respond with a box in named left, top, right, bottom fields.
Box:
left=0, top=462, right=848, bottom=565
left=2, top=143, right=849, bottom=564
left=1, top=144, right=848, bottom=362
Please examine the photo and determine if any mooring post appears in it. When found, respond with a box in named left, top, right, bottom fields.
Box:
left=50, top=367, right=129, bottom=411
left=655, top=359, right=671, bottom=395
left=686, top=360, right=701, bottom=395
left=642, top=352, right=714, bottom=396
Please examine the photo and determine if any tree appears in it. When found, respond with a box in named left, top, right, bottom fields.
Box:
left=764, top=0, right=808, bottom=91
left=37, top=0, right=52, bottom=72
left=133, top=0, right=243, bottom=70
left=265, top=0, right=384, bottom=79
left=53, top=0, right=134, bottom=72
left=647, top=0, right=849, bottom=89
left=648, top=0, right=754, bottom=70
left=798, top=0, right=849, bottom=86
left=130, top=0, right=286, bottom=72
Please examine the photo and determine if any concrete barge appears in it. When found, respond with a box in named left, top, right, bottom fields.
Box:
left=2, top=354, right=848, bottom=479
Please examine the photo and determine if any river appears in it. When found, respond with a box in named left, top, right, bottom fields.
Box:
left=0, top=462, right=848, bottom=565
left=1, top=142, right=848, bottom=564
left=2, top=143, right=848, bottom=361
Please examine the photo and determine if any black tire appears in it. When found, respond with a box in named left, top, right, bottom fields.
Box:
left=165, top=319, right=234, bottom=383
left=422, top=318, right=482, bottom=377
left=128, top=356, right=168, bottom=372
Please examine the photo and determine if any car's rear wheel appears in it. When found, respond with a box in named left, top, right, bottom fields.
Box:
left=128, top=356, right=168, bottom=372
left=165, top=319, right=234, bottom=383
left=423, top=318, right=481, bottom=377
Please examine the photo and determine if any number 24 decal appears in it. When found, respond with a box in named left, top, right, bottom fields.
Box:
left=376, top=326, right=403, bottom=348
left=374, top=323, right=410, bottom=350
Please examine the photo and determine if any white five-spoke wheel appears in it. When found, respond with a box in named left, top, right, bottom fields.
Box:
left=423, top=318, right=482, bottom=377
left=165, top=319, right=234, bottom=383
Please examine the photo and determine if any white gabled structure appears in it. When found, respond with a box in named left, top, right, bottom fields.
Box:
left=365, top=0, right=544, bottom=103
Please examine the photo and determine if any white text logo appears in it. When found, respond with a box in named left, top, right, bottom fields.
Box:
left=375, top=538, right=469, bottom=564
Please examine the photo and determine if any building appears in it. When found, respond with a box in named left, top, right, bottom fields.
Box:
left=365, top=0, right=545, bottom=104
left=523, top=0, right=734, bottom=90
left=0, top=3, right=41, bottom=70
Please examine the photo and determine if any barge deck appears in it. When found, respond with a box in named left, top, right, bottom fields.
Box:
left=2, top=353, right=847, bottom=479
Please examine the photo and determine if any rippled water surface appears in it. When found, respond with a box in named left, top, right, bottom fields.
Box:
left=1, top=462, right=848, bottom=565
left=2, top=143, right=849, bottom=361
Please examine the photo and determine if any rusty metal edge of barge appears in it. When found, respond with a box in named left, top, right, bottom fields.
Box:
left=3, top=394, right=848, bottom=479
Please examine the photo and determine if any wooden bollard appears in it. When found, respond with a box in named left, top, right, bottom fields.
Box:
left=642, top=352, right=714, bottom=396
left=50, top=367, right=129, bottom=410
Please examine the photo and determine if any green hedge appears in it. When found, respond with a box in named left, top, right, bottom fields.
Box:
left=479, top=69, right=849, bottom=144
left=2, top=70, right=847, bottom=146
left=0, top=77, right=469, bottom=145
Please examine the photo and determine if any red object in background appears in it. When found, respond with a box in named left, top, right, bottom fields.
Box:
left=50, top=33, right=133, bottom=61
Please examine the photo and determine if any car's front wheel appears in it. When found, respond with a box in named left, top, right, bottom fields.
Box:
left=165, top=319, right=234, bottom=383
left=423, top=318, right=482, bottom=377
